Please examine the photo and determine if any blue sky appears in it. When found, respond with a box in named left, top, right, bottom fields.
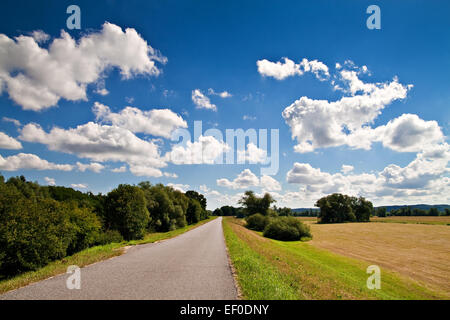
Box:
left=0, top=0, right=449, bottom=209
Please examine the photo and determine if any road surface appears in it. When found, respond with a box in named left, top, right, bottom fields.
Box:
left=0, top=217, right=238, bottom=300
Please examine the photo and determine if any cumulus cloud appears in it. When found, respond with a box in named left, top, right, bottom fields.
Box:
left=44, top=177, right=56, bottom=186
left=19, top=122, right=165, bottom=177
left=31, top=30, right=50, bottom=43
left=0, top=153, right=73, bottom=171
left=257, top=57, right=329, bottom=81
left=375, top=114, right=444, bottom=152
left=217, top=169, right=281, bottom=191
left=260, top=175, right=282, bottom=191
left=237, top=143, right=267, bottom=164
left=0, top=22, right=166, bottom=111
left=167, top=183, right=190, bottom=192
left=287, top=163, right=331, bottom=185
left=93, top=102, right=187, bottom=138
left=217, top=169, right=260, bottom=189
left=76, top=161, right=105, bottom=173
left=282, top=71, right=412, bottom=153
left=284, top=145, right=450, bottom=206
left=166, top=135, right=229, bottom=165
left=0, top=131, right=22, bottom=149
left=192, top=89, right=217, bottom=111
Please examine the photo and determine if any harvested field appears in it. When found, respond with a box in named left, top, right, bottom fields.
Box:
left=308, top=222, right=450, bottom=295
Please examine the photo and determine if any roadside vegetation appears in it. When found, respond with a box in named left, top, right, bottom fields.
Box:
left=0, top=173, right=210, bottom=280
left=0, top=216, right=216, bottom=294
left=223, top=217, right=447, bottom=300
left=238, top=191, right=311, bottom=241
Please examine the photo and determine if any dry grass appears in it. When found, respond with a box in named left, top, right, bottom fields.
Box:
left=308, top=222, right=450, bottom=295
left=371, top=216, right=450, bottom=225
left=224, top=218, right=444, bottom=299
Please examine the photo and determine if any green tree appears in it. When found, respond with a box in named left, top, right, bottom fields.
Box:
left=351, top=196, right=373, bottom=222
left=315, top=193, right=356, bottom=224
left=238, top=191, right=276, bottom=216
left=105, top=184, right=149, bottom=240
left=185, top=190, right=207, bottom=211
left=186, top=199, right=202, bottom=224
left=376, top=207, right=387, bottom=217
left=428, top=207, right=439, bottom=216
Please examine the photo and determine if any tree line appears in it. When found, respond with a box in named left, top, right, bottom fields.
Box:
left=374, top=206, right=450, bottom=217
left=0, top=174, right=209, bottom=278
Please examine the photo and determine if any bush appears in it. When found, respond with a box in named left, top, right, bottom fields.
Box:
left=105, top=184, right=150, bottom=240
left=245, top=213, right=269, bottom=231
left=0, top=185, right=74, bottom=275
left=96, top=229, right=124, bottom=245
left=263, top=217, right=311, bottom=241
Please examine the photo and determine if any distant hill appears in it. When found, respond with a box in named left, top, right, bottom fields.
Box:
left=293, top=204, right=450, bottom=213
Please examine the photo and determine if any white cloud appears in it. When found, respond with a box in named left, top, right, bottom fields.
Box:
left=237, top=143, right=267, bottom=164
left=164, top=172, right=178, bottom=178
left=192, top=89, right=217, bottom=111
left=208, top=88, right=232, bottom=98
left=284, top=146, right=450, bottom=206
left=0, top=153, right=73, bottom=171
left=282, top=71, right=411, bottom=153
left=93, top=102, right=187, bottom=138
left=19, top=122, right=166, bottom=176
left=166, top=135, right=229, bottom=165
left=111, top=165, right=127, bottom=173
left=76, top=161, right=105, bottom=173
left=129, top=165, right=163, bottom=177
left=31, top=30, right=50, bottom=43
left=44, top=177, right=56, bottom=186
left=256, top=57, right=329, bottom=81
left=167, top=183, right=190, bottom=192
left=260, top=175, right=282, bottom=191
left=217, top=169, right=281, bottom=191
left=0, top=131, right=22, bottom=149
left=71, top=183, right=87, bottom=189
left=0, top=22, right=166, bottom=111
left=2, top=117, right=21, bottom=126
left=287, top=163, right=331, bottom=185
left=375, top=114, right=444, bottom=152
left=217, top=169, right=260, bottom=189
left=94, top=80, right=109, bottom=96
left=341, top=165, right=354, bottom=174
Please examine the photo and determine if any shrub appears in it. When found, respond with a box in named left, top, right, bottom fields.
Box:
left=245, top=213, right=269, bottom=231
left=263, top=217, right=311, bottom=241
left=186, top=199, right=202, bottom=225
left=105, top=184, right=150, bottom=240
left=66, top=204, right=102, bottom=255
left=96, top=229, right=124, bottom=245
left=0, top=185, right=74, bottom=275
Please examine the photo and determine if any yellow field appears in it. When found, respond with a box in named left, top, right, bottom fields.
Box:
left=307, top=222, right=450, bottom=295
left=371, top=216, right=450, bottom=225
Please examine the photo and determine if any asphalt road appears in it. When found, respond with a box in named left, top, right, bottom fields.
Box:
left=0, top=217, right=238, bottom=300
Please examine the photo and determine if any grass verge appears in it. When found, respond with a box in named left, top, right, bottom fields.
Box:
left=0, top=217, right=217, bottom=294
left=223, top=217, right=447, bottom=300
